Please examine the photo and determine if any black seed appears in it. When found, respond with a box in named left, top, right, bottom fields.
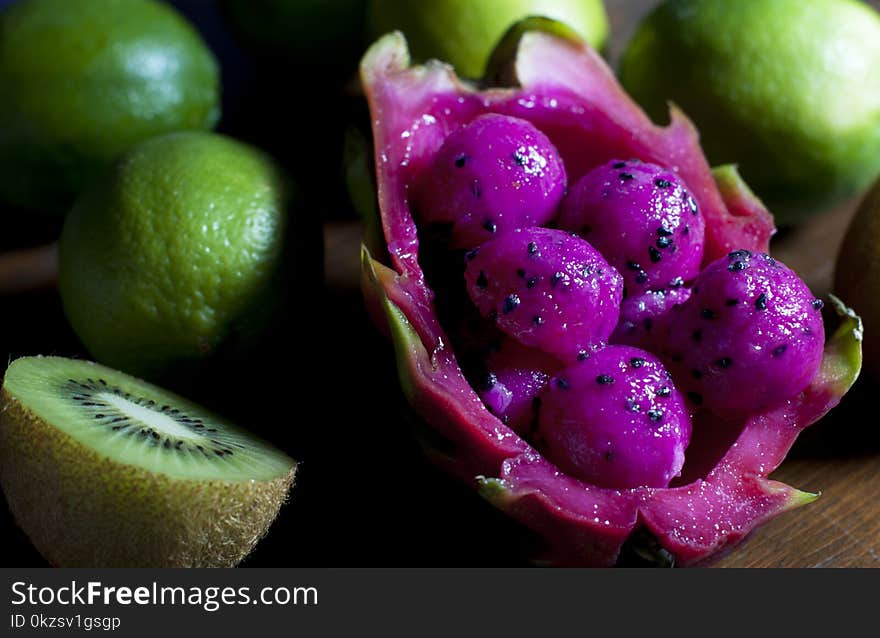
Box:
left=728, top=260, right=747, bottom=272
left=649, top=246, right=662, bottom=263
left=683, top=226, right=690, bottom=235
left=726, top=298, right=739, bottom=306
left=206, top=428, right=217, bottom=433
left=605, top=449, right=614, bottom=462
left=657, top=226, right=673, bottom=237
left=501, top=415, right=510, bottom=425
left=613, top=161, right=627, bottom=169
left=716, top=357, right=732, bottom=369
left=481, top=373, right=497, bottom=391
left=150, top=430, right=159, bottom=440
left=688, top=196, right=698, bottom=215
left=214, top=450, right=225, bottom=457
left=464, top=248, right=479, bottom=262
left=626, top=260, right=642, bottom=271
left=513, top=151, right=526, bottom=166
left=454, top=154, right=467, bottom=168
left=139, top=429, right=149, bottom=437
left=688, top=392, right=704, bottom=406
left=503, top=294, right=520, bottom=314
left=625, top=397, right=640, bottom=412
left=482, top=219, right=496, bottom=233
left=111, top=425, right=126, bottom=431
left=471, top=179, right=482, bottom=198
left=728, top=249, right=752, bottom=261
left=527, top=241, right=538, bottom=256
left=577, top=350, right=590, bottom=361
left=755, top=293, right=768, bottom=311
left=692, top=329, right=702, bottom=342
left=596, top=374, right=615, bottom=385
left=176, top=440, right=184, bottom=449
left=691, top=369, right=702, bottom=379
left=532, top=315, right=544, bottom=326
left=812, top=299, right=824, bottom=311
left=656, top=237, right=672, bottom=249
left=655, top=178, right=671, bottom=188
left=670, top=276, right=684, bottom=288
left=556, top=378, right=570, bottom=390
left=630, top=357, right=646, bottom=368
left=94, top=414, right=104, bottom=419
left=701, top=308, right=716, bottom=320
left=581, top=224, right=592, bottom=235
left=476, top=271, right=488, bottom=289
left=527, top=277, right=538, bottom=289
left=657, top=386, right=672, bottom=398
left=773, top=345, right=788, bottom=357
left=636, top=271, right=648, bottom=284
left=550, top=272, right=564, bottom=287
left=517, top=268, right=526, bottom=278
left=647, top=409, right=664, bottom=423
left=620, top=172, right=634, bottom=181
left=163, top=439, right=171, bottom=449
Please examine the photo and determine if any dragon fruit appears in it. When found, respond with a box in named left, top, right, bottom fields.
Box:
left=414, top=113, right=567, bottom=250
left=659, top=250, right=826, bottom=416
left=538, top=345, right=691, bottom=490
left=464, top=227, right=623, bottom=362
left=359, top=21, right=862, bottom=566
left=611, top=286, right=691, bottom=349
left=477, top=338, right=560, bottom=436
left=556, top=159, right=705, bottom=292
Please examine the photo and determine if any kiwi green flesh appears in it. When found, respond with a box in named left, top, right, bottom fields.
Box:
left=2, top=357, right=293, bottom=482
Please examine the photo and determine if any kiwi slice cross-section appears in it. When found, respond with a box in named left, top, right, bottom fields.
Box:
left=0, top=356, right=296, bottom=567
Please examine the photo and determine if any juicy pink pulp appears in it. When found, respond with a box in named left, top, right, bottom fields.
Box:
left=360, top=30, right=859, bottom=566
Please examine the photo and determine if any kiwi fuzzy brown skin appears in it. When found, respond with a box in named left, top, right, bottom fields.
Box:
left=0, top=378, right=295, bottom=568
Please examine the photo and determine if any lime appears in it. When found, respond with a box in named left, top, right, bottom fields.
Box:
left=834, top=179, right=880, bottom=379
left=619, top=0, right=880, bottom=223
left=0, top=0, right=220, bottom=214
left=58, top=131, right=290, bottom=381
left=367, top=0, right=609, bottom=79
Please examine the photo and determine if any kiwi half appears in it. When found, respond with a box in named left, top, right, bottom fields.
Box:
left=0, top=356, right=296, bottom=567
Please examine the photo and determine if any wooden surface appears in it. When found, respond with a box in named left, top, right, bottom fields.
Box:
left=329, top=0, right=880, bottom=568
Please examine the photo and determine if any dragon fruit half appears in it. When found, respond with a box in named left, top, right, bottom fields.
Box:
left=359, top=21, right=862, bottom=566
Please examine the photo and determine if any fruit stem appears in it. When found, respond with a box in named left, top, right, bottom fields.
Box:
left=0, top=243, right=59, bottom=294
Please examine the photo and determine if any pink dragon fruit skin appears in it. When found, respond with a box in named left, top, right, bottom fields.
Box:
left=413, top=113, right=567, bottom=250
left=477, top=338, right=561, bottom=436
left=537, top=345, right=691, bottom=490
left=464, top=227, right=624, bottom=362
left=611, top=286, right=692, bottom=349
left=660, top=250, right=826, bottom=416
left=556, top=159, right=706, bottom=292
left=360, top=24, right=862, bottom=567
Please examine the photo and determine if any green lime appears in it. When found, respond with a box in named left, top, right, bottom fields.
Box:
left=58, top=131, right=290, bottom=381
left=367, top=0, right=609, bottom=79
left=835, top=179, right=880, bottom=379
left=619, top=0, right=880, bottom=223
left=222, top=0, right=366, bottom=76
left=0, top=0, right=220, bottom=214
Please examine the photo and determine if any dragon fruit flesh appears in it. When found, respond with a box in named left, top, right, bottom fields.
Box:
left=477, top=338, right=560, bottom=436
left=538, top=345, right=691, bottom=490
left=360, top=22, right=861, bottom=566
left=556, top=159, right=705, bottom=292
left=464, top=227, right=623, bottom=362
left=414, top=113, right=567, bottom=250
left=659, top=250, right=826, bottom=417
left=611, top=285, right=692, bottom=349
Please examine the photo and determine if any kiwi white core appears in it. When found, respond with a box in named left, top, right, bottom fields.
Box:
left=98, top=392, right=200, bottom=440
